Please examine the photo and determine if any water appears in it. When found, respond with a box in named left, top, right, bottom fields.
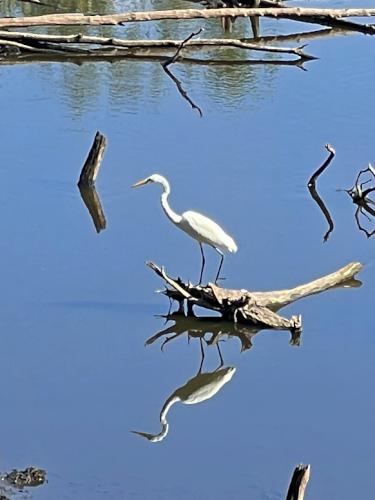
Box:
left=0, top=0, right=375, bottom=499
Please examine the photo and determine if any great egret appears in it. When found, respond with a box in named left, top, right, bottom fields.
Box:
left=132, top=174, right=237, bottom=284
left=132, top=366, right=236, bottom=442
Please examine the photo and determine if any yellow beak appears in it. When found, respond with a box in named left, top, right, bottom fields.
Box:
left=131, top=177, right=149, bottom=188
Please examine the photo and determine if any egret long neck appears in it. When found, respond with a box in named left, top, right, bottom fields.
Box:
left=159, top=179, right=182, bottom=225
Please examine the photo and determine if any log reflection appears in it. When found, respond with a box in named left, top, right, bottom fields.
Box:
left=146, top=315, right=300, bottom=355
left=78, top=185, right=106, bottom=233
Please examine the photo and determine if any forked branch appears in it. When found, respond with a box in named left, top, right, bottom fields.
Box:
left=147, top=261, right=362, bottom=330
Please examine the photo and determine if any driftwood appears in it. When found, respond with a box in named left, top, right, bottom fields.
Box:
left=77, top=131, right=107, bottom=188
left=308, top=144, right=336, bottom=242
left=286, top=464, right=311, bottom=500
left=147, top=261, right=362, bottom=331
left=77, top=132, right=107, bottom=233
left=1, top=8, right=375, bottom=29
left=0, top=31, right=315, bottom=67
left=0, top=31, right=315, bottom=58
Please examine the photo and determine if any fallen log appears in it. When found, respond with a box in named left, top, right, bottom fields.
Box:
left=0, top=31, right=315, bottom=60
left=1, top=8, right=375, bottom=28
left=147, top=261, right=362, bottom=331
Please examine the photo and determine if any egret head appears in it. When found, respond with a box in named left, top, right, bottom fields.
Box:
left=131, top=174, right=166, bottom=188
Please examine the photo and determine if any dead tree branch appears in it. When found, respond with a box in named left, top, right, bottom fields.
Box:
left=307, top=144, right=336, bottom=242
left=286, top=464, right=311, bottom=500
left=78, top=131, right=107, bottom=188
left=1, top=8, right=375, bottom=29
left=0, top=31, right=315, bottom=60
left=162, top=29, right=203, bottom=117
left=147, top=261, right=362, bottom=330
left=344, top=163, right=375, bottom=238
left=0, top=31, right=314, bottom=58
left=307, top=143, right=336, bottom=188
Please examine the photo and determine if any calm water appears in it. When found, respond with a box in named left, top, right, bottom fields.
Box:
left=1, top=0, right=375, bottom=499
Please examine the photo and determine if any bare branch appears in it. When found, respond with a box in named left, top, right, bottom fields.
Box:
left=1, top=8, right=375, bottom=29
left=161, top=30, right=203, bottom=117
left=147, top=261, right=362, bottom=329
left=307, top=143, right=336, bottom=188
left=307, top=144, right=336, bottom=242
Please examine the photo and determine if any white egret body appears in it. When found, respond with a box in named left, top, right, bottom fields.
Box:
left=132, top=174, right=237, bottom=283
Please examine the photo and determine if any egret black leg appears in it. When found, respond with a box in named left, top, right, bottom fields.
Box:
left=216, top=343, right=224, bottom=370
left=197, top=337, right=205, bottom=374
left=214, top=249, right=224, bottom=284
left=198, top=243, right=206, bottom=285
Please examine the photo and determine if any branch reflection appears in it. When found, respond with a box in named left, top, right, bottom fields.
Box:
left=345, top=163, right=375, bottom=238
left=78, top=184, right=106, bottom=233
left=147, top=315, right=301, bottom=354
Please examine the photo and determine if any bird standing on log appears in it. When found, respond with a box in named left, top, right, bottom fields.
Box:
left=132, top=174, right=237, bottom=284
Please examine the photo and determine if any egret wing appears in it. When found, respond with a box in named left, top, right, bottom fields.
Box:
left=181, top=210, right=237, bottom=252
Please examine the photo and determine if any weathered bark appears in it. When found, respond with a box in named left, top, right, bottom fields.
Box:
left=147, top=261, right=362, bottom=330
left=1, top=8, right=375, bottom=28
left=286, top=464, right=311, bottom=500
left=78, top=131, right=107, bottom=188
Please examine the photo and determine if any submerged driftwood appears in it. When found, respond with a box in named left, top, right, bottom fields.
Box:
left=148, top=261, right=362, bottom=331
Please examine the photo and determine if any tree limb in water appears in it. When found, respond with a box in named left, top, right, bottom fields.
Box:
left=1, top=8, right=375, bottom=28
left=147, top=261, right=362, bottom=331
left=161, top=29, right=203, bottom=117
left=307, top=144, right=336, bottom=242
left=0, top=31, right=315, bottom=59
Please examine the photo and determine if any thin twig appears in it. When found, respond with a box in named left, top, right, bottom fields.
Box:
left=163, top=28, right=203, bottom=65
left=161, top=29, right=203, bottom=117
left=307, top=143, right=336, bottom=188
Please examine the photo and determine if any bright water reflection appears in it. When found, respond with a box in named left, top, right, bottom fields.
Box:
left=1, top=0, right=375, bottom=498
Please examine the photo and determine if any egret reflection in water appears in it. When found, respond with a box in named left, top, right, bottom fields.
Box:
left=132, top=316, right=301, bottom=443
left=132, top=366, right=236, bottom=443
